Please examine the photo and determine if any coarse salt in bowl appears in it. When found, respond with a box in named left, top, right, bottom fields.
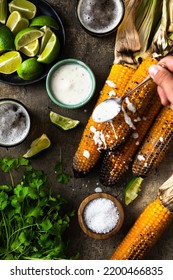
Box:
left=78, top=193, right=124, bottom=239
left=46, top=58, right=96, bottom=109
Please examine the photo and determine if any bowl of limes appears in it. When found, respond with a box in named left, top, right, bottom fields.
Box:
left=0, top=0, right=65, bottom=85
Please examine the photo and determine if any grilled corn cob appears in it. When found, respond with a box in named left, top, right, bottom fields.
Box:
left=97, top=57, right=158, bottom=150
left=110, top=174, right=173, bottom=260
left=73, top=64, right=136, bottom=176
left=132, top=105, right=173, bottom=177
left=100, top=93, right=162, bottom=186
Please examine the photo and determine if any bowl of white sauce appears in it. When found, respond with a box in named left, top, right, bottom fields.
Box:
left=46, top=58, right=96, bottom=109
left=0, top=99, right=31, bottom=147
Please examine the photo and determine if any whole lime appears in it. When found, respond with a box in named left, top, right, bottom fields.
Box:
left=17, top=57, right=44, bottom=80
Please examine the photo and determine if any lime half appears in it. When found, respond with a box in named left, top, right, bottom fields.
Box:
left=37, top=32, right=60, bottom=64
left=0, top=25, right=15, bottom=53
left=39, top=26, right=53, bottom=54
left=50, top=111, right=80, bottom=130
left=14, top=27, right=43, bottom=50
left=30, top=15, right=59, bottom=30
left=20, top=39, right=39, bottom=57
left=23, top=133, right=51, bottom=158
left=0, top=51, right=22, bottom=74
left=9, top=0, right=37, bottom=19
left=6, top=10, right=29, bottom=35
left=124, top=177, right=144, bottom=206
left=0, top=0, right=7, bottom=24
left=17, top=57, right=43, bottom=80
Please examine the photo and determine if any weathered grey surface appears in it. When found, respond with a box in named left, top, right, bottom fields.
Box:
left=0, top=0, right=173, bottom=260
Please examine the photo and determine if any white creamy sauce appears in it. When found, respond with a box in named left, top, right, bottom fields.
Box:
left=159, top=137, right=164, bottom=143
left=137, top=154, right=145, bottom=161
left=125, top=97, right=136, bottom=113
left=0, top=101, right=30, bottom=146
left=109, top=90, right=116, bottom=97
left=92, top=99, right=121, bottom=123
left=83, top=150, right=90, bottom=159
left=106, top=80, right=117, bottom=88
left=51, top=63, right=92, bottom=106
left=122, top=107, right=136, bottom=129
left=90, top=126, right=107, bottom=149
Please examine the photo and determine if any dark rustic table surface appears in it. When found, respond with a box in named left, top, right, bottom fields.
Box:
left=0, top=0, right=173, bottom=260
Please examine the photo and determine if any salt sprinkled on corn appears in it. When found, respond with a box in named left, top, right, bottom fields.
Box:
left=84, top=198, right=119, bottom=234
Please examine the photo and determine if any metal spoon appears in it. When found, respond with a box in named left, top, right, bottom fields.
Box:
left=92, top=74, right=152, bottom=123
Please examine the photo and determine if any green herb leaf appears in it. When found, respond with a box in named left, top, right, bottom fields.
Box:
left=0, top=191, right=8, bottom=210
left=40, top=219, right=53, bottom=231
left=0, top=156, right=77, bottom=260
left=26, top=206, right=43, bottom=218
left=0, top=157, right=28, bottom=172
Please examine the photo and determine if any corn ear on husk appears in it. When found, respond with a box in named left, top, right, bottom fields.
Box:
left=73, top=64, right=136, bottom=176
left=132, top=105, right=173, bottom=177
left=110, top=174, right=173, bottom=260
left=100, top=92, right=162, bottom=186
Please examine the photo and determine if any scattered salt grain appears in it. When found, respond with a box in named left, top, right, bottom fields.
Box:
left=95, top=187, right=102, bottom=193
left=84, top=198, right=119, bottom=234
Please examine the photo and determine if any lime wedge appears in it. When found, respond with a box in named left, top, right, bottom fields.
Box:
left=9, top=0, right=37, bottom=20
left=37, top=32, right=60, bottom=64
left=0, top=51, right=22, bottom=74
left=30, top=15, right=59, bottom=30
left=14, top=27, right=44, bottom=50
left=23, top=133, right=51, bottom=158
left=50, top=111, right=80, bottom=130
left=17, top=57, right=43, bottom=80
left=6, top=10, right=29, bottom=35
left=20, top=39, right=39, bottom=57
left=0, top=0, right=7, bottom=24
left=124, top=177, right=144, bottom=206
left=0, top=25, right=15, bottom=53
left=39, top=26, right=53, bottom=54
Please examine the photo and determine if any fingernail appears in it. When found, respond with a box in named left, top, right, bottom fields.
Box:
left=148, top=65, right=160, bottom=78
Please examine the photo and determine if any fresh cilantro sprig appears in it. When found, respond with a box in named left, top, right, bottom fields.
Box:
left=55, top=149, right=70, bottom=184
left=0, top=156, right=76, bottom=260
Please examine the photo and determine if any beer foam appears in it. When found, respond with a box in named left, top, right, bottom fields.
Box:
left=77, top=0, right=124, bottom=34
left=0, top=101, right=30, bottom=146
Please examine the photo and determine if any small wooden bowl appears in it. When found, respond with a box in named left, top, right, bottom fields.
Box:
left=78, top=193, right=124, bottom=240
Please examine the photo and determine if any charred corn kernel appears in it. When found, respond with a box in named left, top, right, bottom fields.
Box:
left=98, top=57, right=158, bottom=150
left=100, top=93, right=162, bottom=186
left=132, top=105, right=173, bottom=177
left=73, top=64, right=135, bottom=177
left=110, top=199, right=172, bottom=260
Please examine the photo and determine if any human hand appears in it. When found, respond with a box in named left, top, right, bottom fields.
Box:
left=148, top=56, right=173, bottom=110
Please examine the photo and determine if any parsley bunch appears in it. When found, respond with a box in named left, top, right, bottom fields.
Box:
left=0, top=157, right=76, bottom=260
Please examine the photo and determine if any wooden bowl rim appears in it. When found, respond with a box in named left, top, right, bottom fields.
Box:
left=78, top=192, right=124, bottom=240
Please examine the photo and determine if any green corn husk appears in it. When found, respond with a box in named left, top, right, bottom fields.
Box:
left=135, top=0, right=162, bottom=60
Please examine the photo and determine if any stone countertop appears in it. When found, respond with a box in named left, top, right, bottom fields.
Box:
left=0, top=0, right=173, bottom=260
